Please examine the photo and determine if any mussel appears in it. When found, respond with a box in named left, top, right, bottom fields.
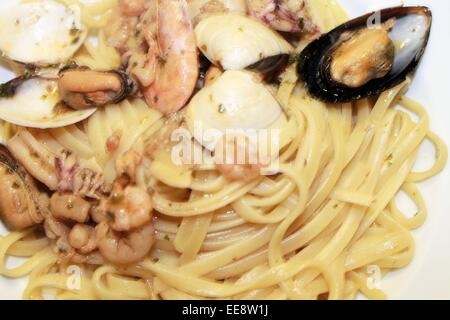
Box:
left=0, top=64, right=133, bottom=128
left=0, top=145, right=48, bottom=230
left=0, top=75, right=96, bottom=128
left=298, top=6, right=432, bottom=103
left=57, top=65, right=134, bottom=110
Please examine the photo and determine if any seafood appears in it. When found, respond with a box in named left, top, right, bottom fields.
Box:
left=7, top=131, right=106, bottom=198
left=214, top=134, right=263, bottom=182
left=50, top=193, right=91, bottom=223
left=54, top=150, right=106, bottom=199
left=0, top=146, right=47, bottom=230
left=57, top=66, right=133, bottom=110
left=43, top=213, right=70, bottom=241
left=68, top=224, right=97, bottom=255
left=7, top=130, right=58, bottom=190
left=131, top=0, right=198, bottom=114
left=0, top=0, right=86, bottom=66
left=104, top=6, right=140, bottom=51
left=96, top=182, right=153, bottom=232
left=186, top=70, right=287, bottom=150
left=298, top=6, right=432, bottom=103
left=195, top=13, right=292, bottom=70
left=246, top=0, right=317, bottom=33
left=0, top=76, right=96, bottom=128
left=95, top=221, right=155, bottom=264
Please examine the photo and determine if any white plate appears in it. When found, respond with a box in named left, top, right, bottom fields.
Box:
left=338, top=0, right=450, bottom=300
left=0, top=0, right=449, bottom=300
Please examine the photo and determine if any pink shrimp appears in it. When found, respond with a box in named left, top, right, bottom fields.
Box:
left=214, top=134, right=264, bottom=182
left=137, top=0, right=199, bottom=114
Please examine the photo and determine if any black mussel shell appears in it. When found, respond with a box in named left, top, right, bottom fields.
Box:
left=0, top=74, right=33, bottom=98
left=247, top=54, right=290, bottom=83
left=297, top=6, right=432, bottom=103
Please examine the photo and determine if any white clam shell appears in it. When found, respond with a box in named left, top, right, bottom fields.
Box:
left=0, top=0, right=87, bottom=66
left=186, top=70, right=287, bottom=150
left=0, top=78, right=96, bottom=129
left=195, top=13, right=292, bottom=70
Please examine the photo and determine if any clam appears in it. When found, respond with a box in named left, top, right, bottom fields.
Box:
left=186, top=70, right=287, bottom=150
left=0, top=145, right=47, bottom=230
left=57, top=65, right=134, bottom=110
left=0, top=76, right=96, bottom=128
left=297, top=6, right=432, bottom=103
left=0, top=0, right=87, bottom=67
left=195, top=13, right=292, bottom=77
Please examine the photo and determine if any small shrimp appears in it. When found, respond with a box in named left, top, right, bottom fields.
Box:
left=133, top=0, right=199, bottom=114
left=68, top=223, right=97, bottom=254
left=98, top=183, right=153, bottom=232
left=246, top=0, right=319, bottom=34
left=95, top=221, right=155, bottom=264
left=119, top=0, right=146, bottom=17
left=216, top=162, right=261, bottom=182
left=214, top=134, right=263, bottom=182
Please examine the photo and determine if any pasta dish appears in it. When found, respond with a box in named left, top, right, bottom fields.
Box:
left=0, top=0, right=447, bottom=300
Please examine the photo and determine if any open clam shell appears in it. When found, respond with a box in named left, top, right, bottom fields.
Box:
left=186, top=70, right=287, bottom=151
left=0, top=0, right=87, bottom=67
left=195, top=13, right=292, bottom=71
left=0, top=76, right=96, bottom=129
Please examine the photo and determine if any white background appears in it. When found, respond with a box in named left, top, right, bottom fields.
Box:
left=0, top=0, right=449, bottom=299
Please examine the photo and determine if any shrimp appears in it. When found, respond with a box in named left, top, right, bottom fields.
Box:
left=68, top=223, right=97, bottom=255
left=214, top=134, right=263, bottom=182
left=246, top=0, right=319, bottom=34
left=133, top=0, right=199, bottom=114
left=97, top=182, right=153, bottom=232
left=95, top=221, right=155, bottom=264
